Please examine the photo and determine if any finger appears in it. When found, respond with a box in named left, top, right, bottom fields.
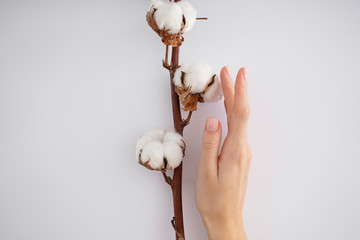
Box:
left=229, top=67, right=250, bottom=140
left=220, top=66, right=235, bottom=120
left=198, top=117, right=222, bottom=181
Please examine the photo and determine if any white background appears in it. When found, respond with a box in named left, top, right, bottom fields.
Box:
left=1, top=0, right=360, bottom=239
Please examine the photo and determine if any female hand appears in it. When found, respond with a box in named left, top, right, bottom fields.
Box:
left=195, top=66, right=252, bottom=240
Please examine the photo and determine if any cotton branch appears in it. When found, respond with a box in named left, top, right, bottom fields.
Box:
left=146, top=1, right=203, bottom=239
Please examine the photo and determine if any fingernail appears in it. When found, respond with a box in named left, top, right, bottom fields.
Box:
left=225, top=65, right=231, bottom=78
left=243, top=67, right=248, bottom=80
left=206, top=117, right=219, bottom=132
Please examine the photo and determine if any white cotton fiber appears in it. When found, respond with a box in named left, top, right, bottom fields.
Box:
left=173, top=62, right=223, bottom=104
left=163, top=131, right=184, bottom=148
left=201, top=74, right=223, bottom=102
left=148, top=0, right=165, bottom=12
left=136, top=128, right=185, bottom=171
left=185, top=63, right=215, bottom=93
left=163, top=141, right=183, bottom=169
left=154, top=2, right=183, bottom=34
left=136, top=135, right=152, bottom=160
left=173, top=63, right=214, bottom=93
left=144, top=128, right=165, bottom=141
left=140, top=141, right=164, bottom=170
left=136, top=128, right=165, bottom=160
left=176, top=0, right=197, bottom=32
left=173, top=63, right=189, bottom=89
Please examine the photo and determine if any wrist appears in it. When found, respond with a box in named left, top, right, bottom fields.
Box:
left=202, top=216, right=247, bottom=240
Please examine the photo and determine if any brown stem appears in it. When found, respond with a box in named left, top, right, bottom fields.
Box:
left=166, top=1, right=189, bottom=239
left=171, top=217, right=185, bottom=240
left=169, top=44, right=185, bottom=240
left=165, top=45, right=169, bottom=67
left=196, top=17, right=208, bottom=20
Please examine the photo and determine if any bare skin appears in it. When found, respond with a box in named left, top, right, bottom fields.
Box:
left=195, top=66, right=252, bottom=240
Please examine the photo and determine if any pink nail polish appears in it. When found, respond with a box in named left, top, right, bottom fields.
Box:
left=206, top=118, right=219, bottom=132
left=243, top=68, right=248, bottom=80
left=225, top=65, right=231, bottom=78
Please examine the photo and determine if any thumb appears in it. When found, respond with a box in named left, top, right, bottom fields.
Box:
left=199, top=117, right=222, bottom=180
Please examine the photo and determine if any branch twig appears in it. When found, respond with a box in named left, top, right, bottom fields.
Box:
left=164, top=45, right=169, bottom=67
left=161, top=169, right=173, bottom=186
left=182, top=111, right=193, bottom=127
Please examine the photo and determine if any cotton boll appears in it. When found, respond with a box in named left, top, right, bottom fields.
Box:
left=140, top=141, right=164, bottom=170
left=146, top=0, right=186, bottom=46
left=173, top=62, right=212, bottom=93
left=154, top=2, right=183, bottom=34
left=137, top=128, right=186, bottom=171
left=163, top=131, right=185, bottom=149
left=202, top=74, right=223, bottom=102
left=163, top=141, right=183, bottom=169
left=173, top=63, right=223, bottom=111
left=184, top=63, right=215, bottom=93
left=174, top=63, right=218, bottom=93
left=176, top=0, right=197, bottom=32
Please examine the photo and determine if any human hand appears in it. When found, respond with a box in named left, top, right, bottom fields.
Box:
left=195, top=66, right=252, bottom=240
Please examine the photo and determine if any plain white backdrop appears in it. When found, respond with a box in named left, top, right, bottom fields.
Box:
left=1, top=0, right=360, bottom=239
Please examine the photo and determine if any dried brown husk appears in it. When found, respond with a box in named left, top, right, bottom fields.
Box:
left=146, top=9, right=185, bottom=47
left=174, top=85, right=203, bottom=111
left=138, top=159, right=158, bottom=171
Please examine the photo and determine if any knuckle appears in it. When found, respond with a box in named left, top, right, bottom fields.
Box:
left=233, top=144, right=252, bottom=165
left=237, top=150, right=248, bottom=163
left=233, top=106, right=250, bottom=121
left=238, top=107, right=250, bottom=120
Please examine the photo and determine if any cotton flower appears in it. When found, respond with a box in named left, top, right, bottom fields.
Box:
left=173, top=63, right=223, bottom=111
left=136, top=128, right=186, bottom=171
left=146, top=0, right=197, bottom=46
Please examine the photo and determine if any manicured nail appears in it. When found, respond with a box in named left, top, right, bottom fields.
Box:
left=206, top=117, right=219, bottom=132
left=243, top=67, right=248, bottom=80
left=225, top=65, right=231, bottom=78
